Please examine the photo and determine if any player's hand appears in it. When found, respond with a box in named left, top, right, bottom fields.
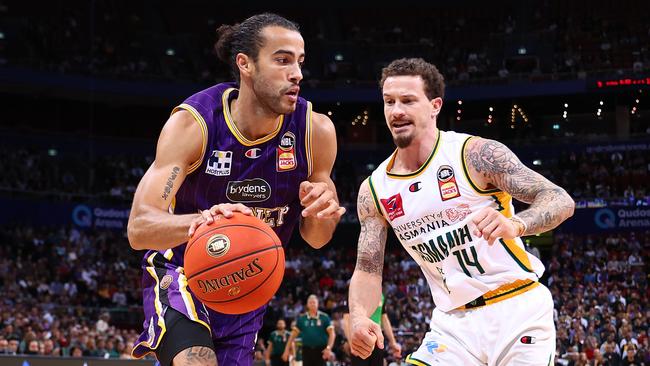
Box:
left=389, top=341, right=402, bottom=358
left=299, top=181, right=346, bottom=219
left=349, top=316, right=384, bottom=359
left=281, top=351, right=289, bottom=362
left=322, top=347, right=332, bottom=360
left=188, top=203, right=253, bottom=237
left=471, top=207, right=520, bottom=245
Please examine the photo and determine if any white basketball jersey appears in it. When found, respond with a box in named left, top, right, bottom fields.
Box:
left=368, top=130, right=545, bottom=312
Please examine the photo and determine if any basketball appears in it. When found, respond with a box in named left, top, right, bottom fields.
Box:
left=184, top=212, right=285, bottom=314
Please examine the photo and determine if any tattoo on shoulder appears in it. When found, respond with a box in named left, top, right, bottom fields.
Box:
left=162, top=166, right=181, bottom=200
left=467, top=138, right=574, bottom=234
left=468, top=139, right=522, bottom=176
left=356, top=184, right=387, bottom=275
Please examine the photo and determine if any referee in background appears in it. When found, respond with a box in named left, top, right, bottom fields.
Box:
left=282, top=294, right=335, bottom=366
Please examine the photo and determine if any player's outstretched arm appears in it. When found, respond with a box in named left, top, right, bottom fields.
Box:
left=299, top=112, right=345, bottom=248
left=348, top=179, right=387, bottom=359
left=127, top=111, right=252, bottom=250
left=465, top=137, right=575, bottom=241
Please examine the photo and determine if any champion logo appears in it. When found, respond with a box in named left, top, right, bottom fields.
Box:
left=409, top=182, right=422, bottom=192
left=245, top=148, right=262, bottom=159
left=520, top=336, right=536, bottom=344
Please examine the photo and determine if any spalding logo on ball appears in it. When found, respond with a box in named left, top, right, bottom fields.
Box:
left=184, top=213, right=285, bottom=314
left=206, top=234, right=230, bottom=258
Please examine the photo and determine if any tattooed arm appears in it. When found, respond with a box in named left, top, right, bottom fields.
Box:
left=127, top=110, right=204, bottom=250
left=348, top=179, right=388, bottom=358
left=465, top=138, right=575, bottom=235
left=128, top=111, right=252, bottom=250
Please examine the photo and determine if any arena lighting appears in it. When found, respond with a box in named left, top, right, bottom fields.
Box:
left=553, top=124, right=560, bottom=130
left=165, top=48, right=175, bottom=56
left=511, top=104, right=528, bottom=124
left=457, top=100, right=463, bottom=105
left=327, top=111, right=332, bottom=116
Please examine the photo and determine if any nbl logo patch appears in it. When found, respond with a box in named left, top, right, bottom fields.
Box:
left=380, top=193, right=405, bottom=221
left=437, top=165, right=461, bottom=201
left=276, top=131, right=297, bottom=172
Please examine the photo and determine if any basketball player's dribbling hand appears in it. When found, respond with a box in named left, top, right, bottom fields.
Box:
left=349, top=316, right=384, bottom=359
left=188, top=203, right=253, bottom=237
left=299, top=181, right=346, bottom=219
left=471, top=207, right=521, bottom=245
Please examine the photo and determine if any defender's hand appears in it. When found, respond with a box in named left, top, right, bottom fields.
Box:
left=349, top=316, right=384, bottom=359
left=299, top=181, right=345, bottom=219
left=322, top=347, right=332, bottom=360
left=389, top=341, right=402, bottom=358
left=471, top=207, right=520, bottom=245
left=188, top=203, right=253, bottom=237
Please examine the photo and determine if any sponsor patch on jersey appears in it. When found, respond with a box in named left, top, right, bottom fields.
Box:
left=206, top=234, right=230, bottom=258
left=159, top=275, right=173, bottom=290
left=276, top=148, right=296, bottom=171
left=279, top=131, right=296, bottom=150
left=380, top=193, right=405, bottom=221
left=425, top=341, right=448, bottom=353
left=437, top=165, right=461, bottom=201
left=409, top=181, right=422, bottom=192
left=245, top=148, right=262, bottom=159
left=444, top=203, right=472, bottom=223
left=226, top=178, right=271, bottom=202
left=205, top=150, right=232, bottom=176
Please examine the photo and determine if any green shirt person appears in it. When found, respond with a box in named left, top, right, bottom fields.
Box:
left=266, top=319, right=291, bottom=366
left=283, top=295, right=335, bottom=366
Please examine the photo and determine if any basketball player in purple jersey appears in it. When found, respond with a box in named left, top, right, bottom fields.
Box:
left=127, top=13, right=345, bottom=366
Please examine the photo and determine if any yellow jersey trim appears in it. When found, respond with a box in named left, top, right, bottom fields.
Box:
left=460, top=136, right=501, bottom=195
left=222, top=88, right=284, bottom=146
left=366, top=177, right=384, bottom=216
left=131, top=253, right=168, bottom=359
left=171, top=104, right=208, bottom=174
left=386, top=129, right=441, bottom=180
left=406, top=354, right=432, bottom=366
left=178, top=271, right=212, bottom=334
left=456, top=279, right=538, bottom=310
left=499, top=238, right=534, bottom=273
left=305, top=102, right=314, bottom=177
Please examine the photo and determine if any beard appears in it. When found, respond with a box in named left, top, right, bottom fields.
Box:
left=252, top=73, right=295, bottom=115
left=393, top=131, right=415, bottom=148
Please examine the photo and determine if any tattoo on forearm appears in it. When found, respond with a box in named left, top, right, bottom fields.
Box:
left=183, top=346, right=215, bottom=365
left=467, top=139, right=574, bottom=234
left=355, top=185, right=387, bottom=275
left=162, top=166, right=180, bottom=200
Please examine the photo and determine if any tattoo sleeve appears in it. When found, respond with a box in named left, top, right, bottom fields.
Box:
left=355, top=181, right=388, bottom=275
left=161, top=166, right=181, bottom=200
left=467, top=139, right=575, bottom=234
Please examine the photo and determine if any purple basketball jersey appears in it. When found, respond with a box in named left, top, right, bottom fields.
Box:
left=133, top=82, right=313, bottom=363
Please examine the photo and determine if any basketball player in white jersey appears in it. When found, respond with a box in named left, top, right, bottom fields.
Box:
left=348, top=58, right=575, bottom=366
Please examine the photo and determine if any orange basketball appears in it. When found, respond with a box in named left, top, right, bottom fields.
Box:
left=184, top=212, right=285, bottom=314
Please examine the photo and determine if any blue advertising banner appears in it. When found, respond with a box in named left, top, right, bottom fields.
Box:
left=559, top=206, right=650, bottom=234
left=0, top=198, right=130, bottom=231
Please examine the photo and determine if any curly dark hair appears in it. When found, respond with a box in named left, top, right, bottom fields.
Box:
left=214, top=13, right=300, bottom=83
left=380, top=58, right=445, bottom=100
